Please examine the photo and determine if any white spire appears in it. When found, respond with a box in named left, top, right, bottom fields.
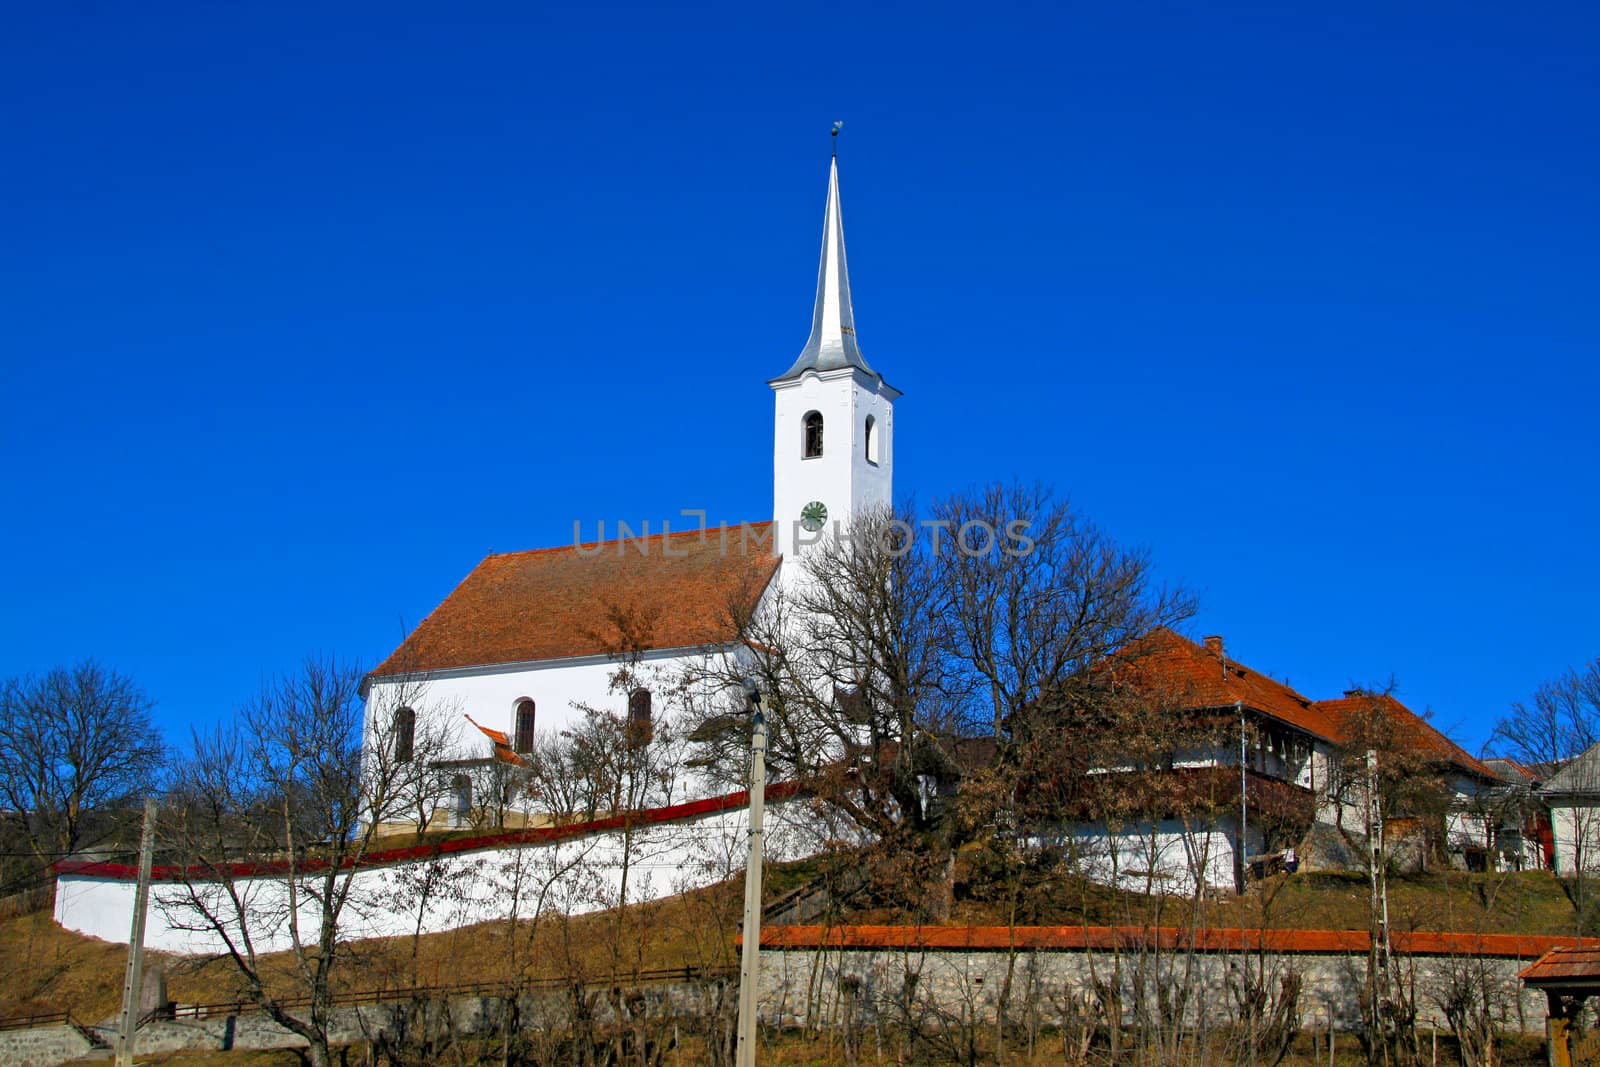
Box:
left=773, top=155, right=878, bottom=381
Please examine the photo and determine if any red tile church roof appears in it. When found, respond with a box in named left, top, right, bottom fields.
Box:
left=372, top=522, right=780, bottom=677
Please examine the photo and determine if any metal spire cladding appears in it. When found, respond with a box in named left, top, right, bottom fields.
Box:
left=773, top=156, right=879, bottom=382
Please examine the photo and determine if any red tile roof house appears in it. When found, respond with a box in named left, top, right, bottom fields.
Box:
left=1536, top=743, right=1600, bottom=874
left=1020, top=628, right=1508, bottom=894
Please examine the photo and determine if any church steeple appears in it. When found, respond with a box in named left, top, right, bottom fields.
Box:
left=773, top=156, right=879, bottom=382
left=769, top=150, right=898, bottom=560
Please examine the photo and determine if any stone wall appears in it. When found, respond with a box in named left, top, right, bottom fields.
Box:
left=0, top=981, right=738, bottom=1067
left=757, top=947, right=1546, bottom=1035
left=0, top=945, right=1553, bottom=1067
left=0, top=1024, right=95, bottom=1067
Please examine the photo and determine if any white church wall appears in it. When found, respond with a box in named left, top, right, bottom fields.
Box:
left=55, top=791, right=826, bottom=956
left=367, top=644, right=735, bottom=784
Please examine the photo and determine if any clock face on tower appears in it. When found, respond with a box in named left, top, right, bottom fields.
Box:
left=800, top=500, right=828, bottom=532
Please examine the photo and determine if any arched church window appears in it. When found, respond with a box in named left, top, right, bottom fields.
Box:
left=393, top=707, right=415, bottom=763
left=514, top=698, right=536, bottom=755
left=802, top=411, right=824, bottom=459
left=628, top=688, right=654, bottom=745
left=864, top=415, right=879, bottom=465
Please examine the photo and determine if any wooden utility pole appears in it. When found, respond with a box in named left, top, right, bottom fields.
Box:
left=114, top=798, right=157, bottom=1067
left=735, top=681, right=767, bottom=1067
left=1239, top=700, right=1249, bottom=893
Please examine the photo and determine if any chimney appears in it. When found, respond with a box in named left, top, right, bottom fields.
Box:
left=1343, top=687, right=1366, bottom=698
left=1203, top=635, right=1224, bottom=657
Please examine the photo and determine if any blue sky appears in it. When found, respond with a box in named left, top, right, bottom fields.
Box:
left=2, top=2, right=1595, bottom=754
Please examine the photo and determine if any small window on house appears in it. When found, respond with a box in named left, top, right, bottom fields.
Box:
left=802, top=411, right=824, bottom=459
left=864, top=415, right=879, bottom=464
left=514, top=698, right=536, bottom=755
left=451, top=774, right=472, bottom=826
left=628, top=688, right=654, bottom=745
left=394, top=707, right=415, bottom=763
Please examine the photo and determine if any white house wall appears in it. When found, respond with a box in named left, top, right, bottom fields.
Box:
left=1029, top=819, right=1248, bottom=895
left=1551, top=800, right=1600, bottom=873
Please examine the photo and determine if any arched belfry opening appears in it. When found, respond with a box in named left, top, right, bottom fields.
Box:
left=864, top=415, right=878, bottom=464
left=802, top=411, right=824, bottom=459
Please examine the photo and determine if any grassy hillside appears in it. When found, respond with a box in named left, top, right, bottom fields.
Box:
left=0, top=875, right=745, bottom=1024
left=948, top=866, right=1584, bottom=937
left=1, top=863, right=1584, bottom=1026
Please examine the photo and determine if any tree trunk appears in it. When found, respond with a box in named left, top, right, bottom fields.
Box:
left=304, top=1035, right=333, bottom=1067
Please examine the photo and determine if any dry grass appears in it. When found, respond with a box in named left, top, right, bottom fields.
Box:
left=0, top=875, right=749, bottom=1025
left=136, top=1052, right=304, bottom=1067
left=0, top=860, right=1580, bottom=1029
left=0, top=907, right=133, bottom=1022
left=1224, top=869, right=1581, bottom=937
left=947, top=860, right=1581, bottom=938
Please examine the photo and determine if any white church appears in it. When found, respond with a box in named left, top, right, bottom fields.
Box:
left=55, top=156, right=1518, bottom=955
left=363, top=152, right=896, bottom=829
left=53, top=157, right=880, bottom=954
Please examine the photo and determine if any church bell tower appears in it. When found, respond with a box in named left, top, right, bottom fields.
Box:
left=771, top=154, right=899, bottom=559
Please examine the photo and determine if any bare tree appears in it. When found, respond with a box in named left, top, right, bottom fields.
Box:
left=158, top=656, right=452, bottom=1067
left=1540, top=755, right=1600, bottom=927
left=1328, top=686, right=1454, bottom=1067
left=1490, top=657, right=1600, bottom=918
left=932, top=483, right=1196, bottom=745
left=688, top=484, right=1196, bottom=925
left=1016, top=662, right=1275, bottom=1067
left=463, top=757, right=533, bottom=831
left=1435, top=954, right=1501, bottom=1067
left=0, top=660, right=163, bottom=886
left=488, top=786, right=605, bottom=1067
left=526, top=730, right=603, bottom=823
left=690, top=503, right=965, bottom=931
left=1491, top=656, right=1600, bottom=767
left=381, top=672, right=464, bottom=838
left=510, top=647, right=694, bottom=1067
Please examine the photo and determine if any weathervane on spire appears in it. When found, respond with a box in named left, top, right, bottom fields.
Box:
left=832, top=120, right=842, bottom=157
